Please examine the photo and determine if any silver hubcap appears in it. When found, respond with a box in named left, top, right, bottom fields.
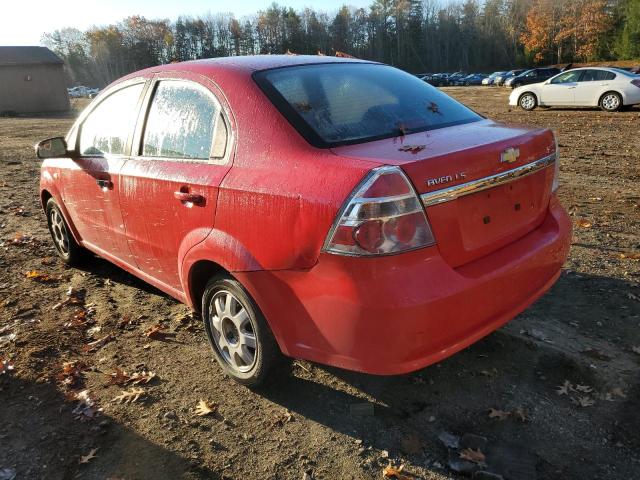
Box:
left=209, top=290, right=257, bottom=373
left=520, top=95, right=535, bottom=110
left=50, top=209, right=69, bottom=255
left=602, top=94, right=619, bottom=110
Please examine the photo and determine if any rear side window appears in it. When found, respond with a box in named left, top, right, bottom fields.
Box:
left=255, top=63, right=482, bottom=147
left=79, top=83, right=144, bottom=156
left=142, top=81, right=224, bottom=160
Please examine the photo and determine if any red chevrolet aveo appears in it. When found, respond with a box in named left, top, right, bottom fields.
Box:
left=37, top=56, right=571, bottom=385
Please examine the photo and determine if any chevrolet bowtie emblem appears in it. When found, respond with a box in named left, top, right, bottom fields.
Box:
left=501, top=147, right=520, bottom=164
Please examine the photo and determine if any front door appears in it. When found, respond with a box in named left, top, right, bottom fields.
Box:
left=61, top=81, right=146, bottom=265
left=119, top=74, right=233, bottom=292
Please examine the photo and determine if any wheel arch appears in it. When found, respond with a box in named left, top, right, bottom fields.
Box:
left=599, top=90, right=624, bottom=107
left=40, top=188, right=83, bottom=244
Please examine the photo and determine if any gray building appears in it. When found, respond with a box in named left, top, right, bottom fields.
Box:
left=0, top=46, right=70, bottom=114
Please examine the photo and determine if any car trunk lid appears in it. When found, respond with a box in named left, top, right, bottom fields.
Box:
left=331, top=120, right=557, bottom=267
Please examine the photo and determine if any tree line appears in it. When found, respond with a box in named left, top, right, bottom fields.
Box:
left=42, top=0, right=640, bottom=87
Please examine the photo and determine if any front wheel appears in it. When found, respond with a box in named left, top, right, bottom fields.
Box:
left=519, top=92, right=537, bottom=111
left=202, top=276, right=285, bottom=386
left=46, top=199, right=84, bottom=265
left=599, top=92, right=622, bottom=112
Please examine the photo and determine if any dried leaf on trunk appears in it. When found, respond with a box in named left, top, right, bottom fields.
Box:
left=195, top=399, right=217, bottom=416
left=459, top=448, right=486, bottom=465
left=113, top=388, right=145, bottom=404
left=79, top=448, right=98, bottom=464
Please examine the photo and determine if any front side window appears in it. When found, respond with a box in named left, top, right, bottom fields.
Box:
left=79, top=83, right=144, bottom=156
left=142, top=81, right=222, bottom=160
left=255, top=63, right=482, bottom=147
left=551, top=71, right=582, bottom=84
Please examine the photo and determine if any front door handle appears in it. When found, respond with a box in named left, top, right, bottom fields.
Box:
left=97, top=179, right=113, bottom=189
left=174, top=191, right=205, bottom=205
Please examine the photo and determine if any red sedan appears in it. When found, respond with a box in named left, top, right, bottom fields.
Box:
left=36, top=56, right=571, bottom=385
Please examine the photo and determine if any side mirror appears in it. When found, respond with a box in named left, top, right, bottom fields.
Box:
left=35, top=137, right=68, bottom=159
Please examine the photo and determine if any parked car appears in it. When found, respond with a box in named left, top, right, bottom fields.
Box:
left=421, top=73, right=449, bottom=87
left=482, top=71, right=506, bottom=86
left=510, top=67, right=640, bottom=112
left=495, top=69, right=526, bottom=86
left=458, top=73, right=488, bottom=86
left=506, top=68, right=562, bottom=89
left=36, top=55, right=571, bottom=385
left=68, top=86, right=100, bottom=98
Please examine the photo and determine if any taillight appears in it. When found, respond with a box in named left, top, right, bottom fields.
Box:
left=631, top=79, right=640, bottom=89
left=551, top=131, right=560, bottom=192
left=323, top=166, right=435, bottom=256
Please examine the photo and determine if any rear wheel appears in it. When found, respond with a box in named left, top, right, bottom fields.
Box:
left=46, top=199, right=83, bottom=265
left=519, top=92, right=537, bottom=111
left=599, top=92, right=622, bottom=112
left=202, top=275, right=285, bottom=386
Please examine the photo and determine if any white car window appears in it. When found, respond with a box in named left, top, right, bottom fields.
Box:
left=551, top=71, right=582, bottom=84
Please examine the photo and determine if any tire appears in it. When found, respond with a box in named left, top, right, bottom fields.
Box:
left=518, top=92, right=537, bottom=111
left=46, top=199, right=84, bottom=265
left=202, top=275, right=285, bottom=386
left=599, top=92, right=622, bottom=112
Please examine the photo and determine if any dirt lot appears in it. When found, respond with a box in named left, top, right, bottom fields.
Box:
left=1, top=88, right=639, bottom=480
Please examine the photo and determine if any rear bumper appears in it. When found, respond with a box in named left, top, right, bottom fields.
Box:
left=236, top=196, right=571, bottom=375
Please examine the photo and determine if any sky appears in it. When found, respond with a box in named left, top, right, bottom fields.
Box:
left=2, top=0, right=372, bottom=46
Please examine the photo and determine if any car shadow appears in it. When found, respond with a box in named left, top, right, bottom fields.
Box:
left=258, top=270, right=640, bottom=479
left=0, top=374, right=218, bottom=480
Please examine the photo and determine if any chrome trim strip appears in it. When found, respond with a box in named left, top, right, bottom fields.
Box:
left=420, top=153, right=556, bottom=207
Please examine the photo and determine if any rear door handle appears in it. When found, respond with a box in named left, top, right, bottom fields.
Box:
left=174, top=191, right=205, bottom=205
left=97, top=179, right=113, bottom=189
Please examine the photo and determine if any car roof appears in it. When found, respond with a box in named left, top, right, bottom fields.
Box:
left=161, top=55, right=373, bottom=74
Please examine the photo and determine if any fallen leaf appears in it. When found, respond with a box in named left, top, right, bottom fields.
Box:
left=382, top=464, right=414, bottom=480
left=606, top=387, right=626, bottom=400
left=618, top=252, right=640, bottom=260
left=25, top=270, right=57, bottom=282
left=195, top=399, right=217, bottom=416
left=632, top=346, right=640, bottom=355
left=83, top=334, right=114, bottom=353
left=459, top=448, right=486, bottom=465
left=79, top=448, right=98, bottom=464
left=113, top=387, right=145, bottom=404
left=488, top=408, right=511, bottom=420
left=513, top=407, right=531, bottom=423
left=400, top=433, right=423, bottom=455
left=575, top=384, right=593, bottom=393
left=581, top=348, right=612, bottom=361
left=1, top=358, right=14, bottom=375
left=572, top=396, right=595, bottom=407
left=107, top=368, right=130, bottom=386
left=129, top=371, right=156, bottom=385
left=56, top=361, right=86, bottom=387
left=143, top=324, right=167, bottom=339
left=575, top=218, right=592, bottom=228
left=556, top=380, right=572, bottom=395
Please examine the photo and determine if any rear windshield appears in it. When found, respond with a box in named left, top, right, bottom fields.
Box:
left=254, top=63, right=482, bottom=148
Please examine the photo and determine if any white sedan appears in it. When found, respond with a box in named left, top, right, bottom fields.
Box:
left=509, top=67, right=640, bottom=112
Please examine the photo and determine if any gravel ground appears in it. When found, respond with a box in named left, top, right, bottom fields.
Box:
left=0, top=88, right=639, bottom=480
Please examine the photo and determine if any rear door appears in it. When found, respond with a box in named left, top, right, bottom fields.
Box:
left=118, top=73, right=233, bottom=291
left=61, top=81, right=147, bottom=265
left=574, top=69, right=615, bottom=106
